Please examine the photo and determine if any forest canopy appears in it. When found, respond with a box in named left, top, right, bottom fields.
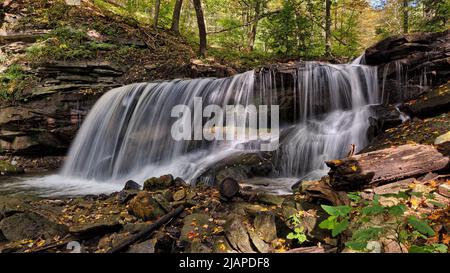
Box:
left=104, top=0, right=450, bottom=60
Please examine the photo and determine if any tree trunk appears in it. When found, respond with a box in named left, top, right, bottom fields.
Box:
left=247, top=0, right=262, bottom=51
left=193, top=0, right=207, bottom=56
left=326, top=144, right=450, bottom=191
left=403, top=0, right=409, bottom=34
left=171, top=0, right=183, bottom=34
left=325, top=0, right=332, bottom=56
left=153, top=0, right=161, bottom=31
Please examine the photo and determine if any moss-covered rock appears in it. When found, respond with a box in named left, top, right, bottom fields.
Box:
left=0, top=160, right=24, bottom=175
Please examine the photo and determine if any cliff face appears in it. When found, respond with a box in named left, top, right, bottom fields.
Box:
left=0, top=0, right=236, bottom=156
left=364, top=30, right=450, bottom=103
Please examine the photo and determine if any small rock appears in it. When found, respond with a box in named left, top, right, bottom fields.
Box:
left=367, top=241, right=382, bottom=253
left=117, top=190, right=138, bottom=204
left=126, top=239, right=156, bottom=253
left=224, top=215, right=255, bottom=253
left=438, top=183, right=450, bottom=198
left=188, top=238, right=213, bottom=253
left=435, top=131, right=450, bottom=145
left=123, top=180, right=141, bottom=191
left=128, top=192, right=166, bottom=221
left=153, top=194, right=171, bottom=212
left=174, top=177, right=188, bottom=187
left=143, top=174, right=174, bottom=191
left=180, top=213, right=211, bottom=242
left=69, top=219, right=122, bottom=237
left=247, top=228, right=270, bottom=253
left=254, top=212, right=277, bottom=243
left=258, top=193, right=284, bottom=206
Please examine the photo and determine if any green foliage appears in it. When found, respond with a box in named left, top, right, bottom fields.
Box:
left=319, top=191, right=442, bottom=253
left=319, top=205, right=352, bottom=237
left=287, top=227, right=308, bottom=244
left=25, top=26, right=132, bottom=63
left=0, top=64, right=29, bottom=101
left=409, top=244, right=448, bottom=253
left=407, top=216, right=435, bottom=237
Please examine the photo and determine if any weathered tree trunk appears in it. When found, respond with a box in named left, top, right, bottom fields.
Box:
left=171, top=0, right=183, bottom=34
left=193, top=0, right=207, bottom=56
left=326, top=144, right=450, bottom=191
left=218, top=177, right=241, bottom=199
left=325, top=0, right=332, bottom=56
left=153, top=0, right=161, bottom=31
left=247, top=0, right=262, bottom=52
left=403, top=0, right=409, bottom=34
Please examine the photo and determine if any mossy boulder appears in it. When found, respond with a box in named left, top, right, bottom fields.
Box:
left=128, top=192, right=166, bottom=221
left=143, top=174, right=174, bottom=191
left=0, top=160, right=24, bottom=175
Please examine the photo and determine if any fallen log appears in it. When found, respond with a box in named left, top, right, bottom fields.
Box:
left=107, top=206, right=184, bottom=253
left=218, top=177, right=241, bottom=199
left=326, top=144, right=450, bottom=191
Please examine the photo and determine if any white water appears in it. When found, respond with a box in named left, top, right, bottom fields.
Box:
left=17, top=61, right=381, bottom=195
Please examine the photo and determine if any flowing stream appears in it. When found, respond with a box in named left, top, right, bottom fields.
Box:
left=6, top=61, right=381, bottom=196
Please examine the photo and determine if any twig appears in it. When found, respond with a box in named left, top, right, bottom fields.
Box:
left=107, top=205, right=185, bottom=253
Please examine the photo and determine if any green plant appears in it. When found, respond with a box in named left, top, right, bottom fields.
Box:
left=319, top=191, right=443, bottom=253
left=0, top=64, right=28, bottom=101
left=287, top=226, right=307, bottom=244
left=318, top=205, right=352, bottom=237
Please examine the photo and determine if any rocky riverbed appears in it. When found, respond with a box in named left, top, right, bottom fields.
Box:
left=0, top=143, right=449, bottom=254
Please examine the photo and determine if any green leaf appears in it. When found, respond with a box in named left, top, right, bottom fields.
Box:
left=286, top=233, right=295, bottom=240
left=388, top=204, right=407, bottom=216
left=319, top=216, right=337, bottom=230
left=294, top=227, right=304, bottom=233
left=409, top=244, right=447, bottom=253
left=332, top=219, right=349, bottom=237
left=407, top=216, right=435, bottom=236
left=321, top=205, right=352, bottom=217
left=429, top=200, right=445, bottom=208
left=409, top=245, right=432, bottom=253
left=347, top=192, right=361, bottom=202
left=352, top=227, right=383, bottom=241
left=345, top=241, right=367, bottom=251
left=432, top=244, right=448, bottom=253
left=410, top=191, right=423, bottom=197
left=361, top=204, right=384, bottom=216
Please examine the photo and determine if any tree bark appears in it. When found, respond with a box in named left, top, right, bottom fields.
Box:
left=326, top=144, right=450, bottom=191
left=325, top=0, right=332, bottom=56
left=153, top=0, right=161, bottom=31
left=403, top=0, right=409, bottom=34
left=193, top=0, right=207, bottom=56
left=171, top=0, right=183, bottom=34
left=247, top=0, right=262, bottom=52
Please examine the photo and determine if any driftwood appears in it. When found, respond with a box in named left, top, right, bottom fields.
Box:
left=327, top=144, right=450, bottom=191
left=218, top=178, right=241, bottom=199
left=300, top=179, right=350, bottom=206
left=107, top=206, right=184, bottom=253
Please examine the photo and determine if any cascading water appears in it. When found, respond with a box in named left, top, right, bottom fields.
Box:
left=16, top=61, right=381, bottom=196
left=274, top=63, right=380, bottom=179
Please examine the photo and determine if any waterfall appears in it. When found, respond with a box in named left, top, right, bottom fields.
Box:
left=34, top=61, right=380, bottom=193
left=275, top=63, right=380, bottom=178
